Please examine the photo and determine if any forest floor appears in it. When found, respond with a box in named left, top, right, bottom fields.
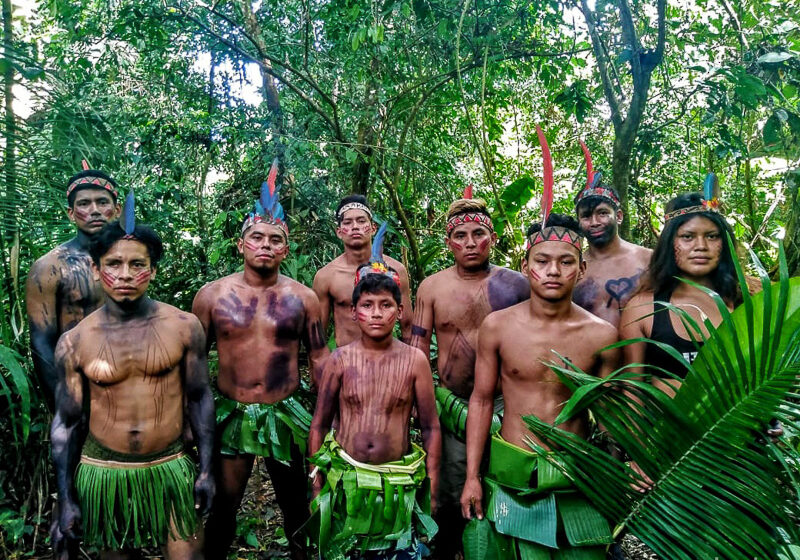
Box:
left=25, top=459, right=659, bottom=559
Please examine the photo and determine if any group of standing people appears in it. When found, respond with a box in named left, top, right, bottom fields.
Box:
left=26, top=150, right=746, bottom=560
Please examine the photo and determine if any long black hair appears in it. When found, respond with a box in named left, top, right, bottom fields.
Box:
left=643, top=193, right=741, bottom=305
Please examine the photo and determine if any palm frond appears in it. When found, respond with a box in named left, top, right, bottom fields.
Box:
left=524, top=239, right=800, bottom=560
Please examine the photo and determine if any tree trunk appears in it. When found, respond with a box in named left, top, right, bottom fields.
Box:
left=784, top=174, right=800, bottom=277
left=1, top=0, right=16, bottom=346
left=351, top=57, right=379, bottom=196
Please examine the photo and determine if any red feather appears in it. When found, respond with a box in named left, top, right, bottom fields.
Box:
left=580, top=140, right=594, bottom=189
left=463, top=184, right=473, bottom=199
left=81, top=159, right=90, bottom=171
left=536, top=125, right=554, bottom=226
left=266, top=157, right=279, bottom=196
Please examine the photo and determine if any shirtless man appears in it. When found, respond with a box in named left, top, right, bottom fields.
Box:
left=51, top=220, right=215, bottom=559
left=460, top=214, right=618, bottom=558
left=571, top=181, right=651, bottom=328
left=313, top=195, right=412, bottom=346
left=27, top=166, right=120, bottom=408
left=410, top=193, right=529, bottom=559
left=309, top=266, right=441, bottom=558
left=193, top=194, right=328, bottom=560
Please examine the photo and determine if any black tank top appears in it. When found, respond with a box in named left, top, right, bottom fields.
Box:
left=644, top=288, right=703, bottom=379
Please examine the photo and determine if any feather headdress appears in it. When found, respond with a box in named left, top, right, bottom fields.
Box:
left=664, top=172, right=723, bottom=222
left=242, top=157, right=289, bottom=238
left=120, top=189, right=136, bottom=237
left=354, top=221, right=401, bottom=286
left=574, top=141, right=619, bottom=207
left=526, top=126, right=583, bottom=252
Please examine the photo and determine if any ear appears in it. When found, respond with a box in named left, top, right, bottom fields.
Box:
left=237, top=238, right=244, bottom=255
left=616, top=209, right=623, bottom=225
left=91, top=260, right=100, bottom=282
left=67, top=207, right=75, bottom=223
left=335, top=225, right=345, bottom=241
left=370, top=222, right=378, bottom=236
left=113, top=203, right=122, bottom=219
left=351, top=304, right=358, bottom=322
left=444, top=235, right=453, bottom=252
left=396, top=303, right=404, bottom=321
left=578, top=259, right=587, bottom=280
left=149, top=266, right=158, bottom=282
left=490, top=231, right=499, bottom=246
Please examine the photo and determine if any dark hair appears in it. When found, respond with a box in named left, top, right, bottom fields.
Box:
left=574, top=185, right=621, bottom=215
left=643, top=192, right=740, bottom=305
left=89, top=221, right=164, bottom=267
left=66, top=169, right=119, bottom=206
left=352, top=272, right=402, bottom=306
left=336, top=194, right=371, bottom=225
left=525, top=213, right=582, bottom=258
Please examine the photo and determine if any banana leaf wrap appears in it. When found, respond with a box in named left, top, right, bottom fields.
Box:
left=75, top=434, right=197, bottom=550
left=463, top=435, right=612, bottom=560
left=435, top=386, right=501, bottom=440
left=308, top=432, right=438, bottom=559
left=216, top=393, right=312, bottom=464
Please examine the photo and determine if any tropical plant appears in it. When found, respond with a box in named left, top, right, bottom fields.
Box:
left=524, top=241, right=800, bottom=559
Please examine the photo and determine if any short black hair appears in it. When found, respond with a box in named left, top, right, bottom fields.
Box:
left=574, top=184, right=621, bottom=215
left=66, top=169, right=119, bottom=207
left=352, top=272, right=402, bottom=306
left=89, top=221, right=164, bottom=267
left=643, top=192, right=740, bottom=305
left=525, top=213, right=582, bottom=258
left=336, top=194, right=371, bottom=225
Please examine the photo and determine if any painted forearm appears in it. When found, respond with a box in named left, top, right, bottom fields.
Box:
left=29, top=323, right=58, bottom=407
left=188, top=388, right=215, bottom=476
left=421, top=424, right=441, bottom=501
left=51, top=406, right=84, bottom=504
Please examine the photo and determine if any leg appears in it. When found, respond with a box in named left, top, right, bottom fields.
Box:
left=204, top=453, right=255, bottom=559
left=263, top=447, right=309, bottom=560
left=163, top=524, right=204, bottom=560
left=99, top=551, right=144, bottom=560
left=433, top=429, right=468, bottom=560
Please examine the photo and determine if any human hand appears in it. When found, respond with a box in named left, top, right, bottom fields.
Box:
left=194, top=472, right=216, bottom=515
left=460, top=477, right=483, bottom=520
left=630, top=461, right=653, bottom=493
left=766, top=419, right=783, bottom=442
left=58, top=499, right=82, bottom=541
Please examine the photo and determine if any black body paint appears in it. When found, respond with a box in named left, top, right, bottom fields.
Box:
left=487, top=268, right=530, bottom=311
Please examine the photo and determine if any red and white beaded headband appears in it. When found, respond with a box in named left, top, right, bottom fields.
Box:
left=66, top=160, right=119, bottom=200
left=445, top=185, right=494, bottom=235
left=337, top=202, right=373, bottom=221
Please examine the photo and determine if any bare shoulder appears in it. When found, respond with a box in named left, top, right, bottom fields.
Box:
left=624, top=241, right=653, bottom=265
left=28, top=246, right=66, bottom=281
left=385, top=255, right=408, bottom=275
left=482, top=302, right=524, bottom=330
left=620, top=290, right=655, bottom=324
left=395, top=339, right=429, bottom=364
left=417, top=267, right=451, bottom=296
left=315, top=254, right=345, bottom=277
left=573, top=304, right=618, bottom=344
left=279, top=275, right=319, bottom=305
left=195, top=274, right=237, bottom=301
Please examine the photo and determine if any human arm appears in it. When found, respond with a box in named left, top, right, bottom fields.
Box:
left=460, top=316, right=501, bottom=520
left=413, top=351, right=441, bottom=513
left=191, top=285, right=217, bottom=352
left=396, top=264, right=414, bottom=342
left=308, top=355, right=342, bottom=495
left=312, top=269, right=332, bottom=340
left=619, top=293, right=652, bottom=375
left=51, top=332, right=87, bottom=539
left=184, top=318, right=215, bottom=514
left=26, top=257, right=61, bottom=408
left=409, top=278, right=434, bottom=360
left=303, top=292, right=331, bottom=390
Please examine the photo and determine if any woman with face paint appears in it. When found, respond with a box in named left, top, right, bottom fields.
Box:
left=620, top=187, right=747, bottom=397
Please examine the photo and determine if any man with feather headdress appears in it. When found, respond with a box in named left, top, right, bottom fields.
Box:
left=571, top=143, right=651, bottom=329
left=459, top=128, right=618, bottom=559
left=192, top=159, right=329, bottom=560
left=51, top=193, right=216, bottom=558
left=409, top=186, right=529, bottom=560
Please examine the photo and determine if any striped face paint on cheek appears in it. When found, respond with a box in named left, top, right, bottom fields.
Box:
left=134, top=269, right=151, bottom=286
left=244, top=240, right=261, bottom=252
left=73, top=208, right=91, bottom=221
left=449, top=240, right=464, bottom=251
left=100, top=270, right=117, bottom=288
left=477, top=238, right=491, bottom=252
left=356, top=310, right=371, bottom=322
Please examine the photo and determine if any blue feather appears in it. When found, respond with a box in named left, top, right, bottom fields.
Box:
left=121, top=189, right=135, bottom=235
left=254, top=201, right=265, bottom=216
left=274, top=203, right=284, bottom=222
left=704, top=173, right=716, bottom=200
left=259, top=182, right=273, bottom=217
left=590, top=170, right=603, bottom=189
left=371, top=221, right=388, bottom=263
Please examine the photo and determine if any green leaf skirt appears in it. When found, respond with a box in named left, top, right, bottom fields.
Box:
left=307, top=432, right=438, bottom=560
left=215, top=393, right=312, bottom=464
left=75, top=434, right=197, bottom=550
left=463, top=435, right=613, bottom=560
left=435, top=386, right=502, bottom=440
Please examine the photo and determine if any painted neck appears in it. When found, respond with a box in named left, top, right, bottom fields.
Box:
left=360, top=332, right=395, bottom=351
left=586, top=234, right=621, bottom=257
left=243, top=265, right=280, bottom=288
left=105, top=295, right=154, bottom=320
left=75, top=229, right=94, bottom=251
left=455, top=260, right=491, bottom=279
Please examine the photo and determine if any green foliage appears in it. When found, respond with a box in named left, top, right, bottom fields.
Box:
left=524, top=242, right=800, bottom=559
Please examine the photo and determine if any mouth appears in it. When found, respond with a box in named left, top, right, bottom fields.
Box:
left=589, top=229, right=605, bottom=237
left=88, top=220, right=107, bottom=226
left=542, top=282, right=562, bottom=289
left=689, top=257, right=710, bottom=263
left=116, top=286, right=136, bottom=293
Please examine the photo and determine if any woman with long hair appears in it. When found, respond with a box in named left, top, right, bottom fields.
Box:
left=619, top=191, right=745, bottom=396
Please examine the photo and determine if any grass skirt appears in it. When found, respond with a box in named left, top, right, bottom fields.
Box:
left=75, top=434, right=196, bottom=550
left=307, top=432, right=438, bottom=559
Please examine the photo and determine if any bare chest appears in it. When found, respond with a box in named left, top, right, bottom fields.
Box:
left=212, top=290, right=305, bottom=340
left=82, top=325, right=186, bottom=386
left=339, top=355, right=416, bottom=411
left=57, top=254, right=104, bottom=321
left=433, top=284, right=492, bottom=334
left=330, top=268, right=358, bottom=307
left=499, top=329, right=598, bottom=382
left=575, top=265, right=645, bottom=311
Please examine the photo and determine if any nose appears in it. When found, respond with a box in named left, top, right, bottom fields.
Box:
left=694, top=236, right=709, bottom=251
left=118, top=264, right=134, bottom=280
left=545, top=260, right=560, bottom=276
left=465, top=234, right=477, bottom=248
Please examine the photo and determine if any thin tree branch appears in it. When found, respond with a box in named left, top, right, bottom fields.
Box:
left=578, top=0, right=623, bottom=129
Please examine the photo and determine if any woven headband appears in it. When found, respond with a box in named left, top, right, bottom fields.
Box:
left=575, top=185, right=619, bottom=207
left=446, top=212, right=494, bottom=235
left=526, top=226, right=583, bottom=252
left=337, top=202, right=372, bottom=220
left=241, top=214, right=289, bottom=239
left=67, top=174, right=118, bottom=200
left=664, top=173, right=721, bottom=222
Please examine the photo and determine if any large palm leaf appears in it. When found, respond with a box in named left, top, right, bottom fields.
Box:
left=523, top=242, right=800, bottom=560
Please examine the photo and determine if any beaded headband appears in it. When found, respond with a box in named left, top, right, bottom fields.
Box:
left=337, top=202, right=373, bottom=221
left=66, top=160, right=119, bottom=200
left=242, top=158, right=289, bottom=239
left=664, top=173, right=721, bottom=222
left=354, top=222, right=401, bottom=286
left=445, top=185, right=494, bottom=236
